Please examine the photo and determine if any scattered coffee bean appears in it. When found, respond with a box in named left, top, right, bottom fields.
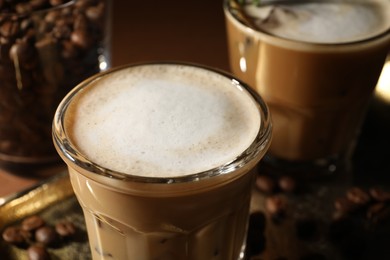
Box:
left=22, top=215, right=45, bottom=232
left=369, top=187, right=390, bottom=202
left=366, top=202, right=385, bottom=220
left=55, top=221, right=76, bottom=237
left=332, top=209, right=348, bottom=221
left=86, top=2, right=105, bottom=23
left=334, top=197, right=358, bottom=213
left=27, top=244, right=51, bottom=260
left=70, top=29, right=91, bottom=49
left=370, top=205, right=390, bottom=225
left=278, top=175, right=296, bottom=193
left=2, top=226, right=30, bottom=245
left=255, top=174, right=275, bottom=194
left=265, top=195, right=286, bottom=216
left=35, top=226, right=58, bottom=247
left=346, top=187, right=370, bottom=205
left=2, top=214, right=80, bottom=260
left=50, top=0, right=65, bottom=6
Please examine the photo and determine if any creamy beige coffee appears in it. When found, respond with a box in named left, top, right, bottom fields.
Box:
left=243, top=0, right=390, bottom=44
left=66, top=65, right=261, bottom=177
left=53, top=63, right=272, bottom=259
left=225, top=0, right=390, bottom=167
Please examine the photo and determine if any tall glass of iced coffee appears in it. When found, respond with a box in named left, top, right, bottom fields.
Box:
left=53, top=62, right=272, bottom=259
left=224, top=0, right=390, bottom=175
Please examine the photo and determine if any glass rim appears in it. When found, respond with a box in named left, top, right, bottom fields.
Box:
left=52, top=61, right=272, bottom=184
left=224, top=0, right=390, bottom=48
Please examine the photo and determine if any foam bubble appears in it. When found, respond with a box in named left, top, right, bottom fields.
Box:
left=65, top=64, right=261, bottom=177
left=243, top=0, right=390, bottom=44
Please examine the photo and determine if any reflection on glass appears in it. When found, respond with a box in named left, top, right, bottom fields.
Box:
left=376, top=59, right=390, bottom=102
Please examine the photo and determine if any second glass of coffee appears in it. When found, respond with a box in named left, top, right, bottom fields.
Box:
left=224, top=0, right=390, bottom=175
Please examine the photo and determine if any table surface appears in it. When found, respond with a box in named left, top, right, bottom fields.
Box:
left=0, top=0, right=389, bottom=198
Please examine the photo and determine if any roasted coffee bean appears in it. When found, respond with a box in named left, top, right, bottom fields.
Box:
left=30, top=0, right=50, bottom=10
left=255, top=174, right=275, bottom=194
left=0, top=20, right=19, bottom=38
left=70, top=28, right=91, bottom=49
left=367, top=202, right=386, bottom=220
left=53, top=22, right=72, bottom=39
left=20, top=18, right=33, bottom=32
left=86, top=2, right=105, bottom=22
left=278, top=175, right=296, bottom=193
left=61, top=40, right=78, bottom=59
left=22, top=28, right=36, bottom=43
left=75, top=0, right=96, bottom=9
left=21, top=215, right=45, bottom=232
left=370, top=205, right=390, bottom=224
left=334, top=197, right=358, bottom=213
left=50, top=0, right=65, bottom=6
left=55, top=221, right=76, bottom=237
left=346, top=187, right=370, bottom=205
left=73, top=13, right=88, bottom=30
left=265, top=195, right=286, bottom=215
left=27, top=244, right=51, bottom=260
left=332, top=210, right=348, bottom=221
left=44, top=10, right=60, bottom=24
left=15, top=3, right=33, bottom=14
left=35, top=226, right=58, bottom=247
left=369, top=187, right=390, bottom=202
left=2, top=226, right=30, bottom=245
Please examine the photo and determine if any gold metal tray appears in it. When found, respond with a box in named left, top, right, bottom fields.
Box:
left=0, top=171, right=91, bottom=259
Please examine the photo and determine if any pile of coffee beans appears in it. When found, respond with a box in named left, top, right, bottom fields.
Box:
left=0, top=0, right=107, bottom=163
left=255, top=173, right=297, bottom=218
left=251, top=170, right=390, bottom=259
left=326, top=186, right=390, bottom=259
left=256, top=174, right=297, bottom=195
left=332, top=186, right=390, bottom=224
left=244, top=173, right=298, bottom=257
left=2, top=214, right=77, bottom=260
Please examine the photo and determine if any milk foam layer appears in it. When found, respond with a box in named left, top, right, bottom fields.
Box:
left=243, top=0, right=390, bottom=44
left=65, top=64, right=261, bottom=177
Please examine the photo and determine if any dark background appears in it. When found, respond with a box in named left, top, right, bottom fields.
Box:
left=111, top=1, right=229, bottom=71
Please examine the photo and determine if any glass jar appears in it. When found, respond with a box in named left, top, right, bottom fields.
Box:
left=0, top=0, right=110, bottom=173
